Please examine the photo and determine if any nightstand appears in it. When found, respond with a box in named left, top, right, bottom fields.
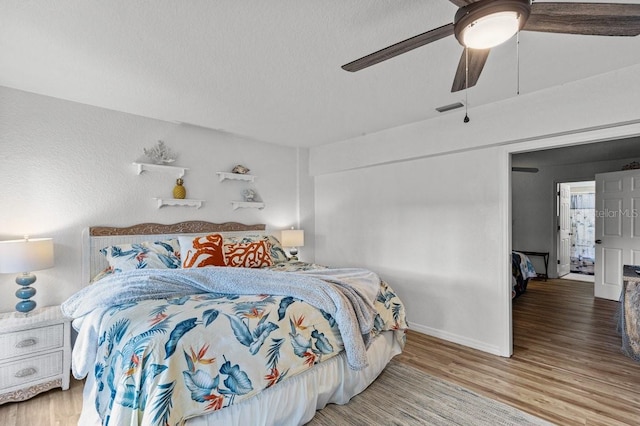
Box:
left=0, top=305, right=71, bottom=404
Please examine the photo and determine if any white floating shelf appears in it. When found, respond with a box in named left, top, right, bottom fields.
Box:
left=216, top=172, right=256, bottom=182
left=154, top=198, right=204, bottom=209
left=231, top=201, right=265, bottom=210
left=134, top=162, right=188, bottom=178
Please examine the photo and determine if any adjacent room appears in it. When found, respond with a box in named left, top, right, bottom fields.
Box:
left=2, top=2, right=640, bottom=425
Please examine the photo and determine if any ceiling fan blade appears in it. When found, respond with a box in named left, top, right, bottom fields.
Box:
left=342, top=23, right=454, bottom=72
left=451, top=48, right=490, bottom=93
left=448, top=0, right=479, bottom=7
left=512, top=167, right=539, bottom=173
left=524, top=3, right=640, bottom=36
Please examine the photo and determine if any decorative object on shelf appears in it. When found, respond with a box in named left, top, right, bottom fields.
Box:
left=281, top=228, right=304, bottom=261
left=622, top=161, right=640, bottom=170
left=242, top=189, right=256, bottom=202
left=217, top=168, right=262, bottom=208
left=173, top=178, right=187, bottom=199
left=231, top=164, right=250, bottom=174
left=0, top=237, right=54, bottom=314
left=143, top=140, right=177, bottom=165
left=132, top=161, right=202, bottom=207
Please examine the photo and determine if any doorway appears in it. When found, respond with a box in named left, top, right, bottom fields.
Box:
left=558, top=180, right=596, bottom=282
left=505, top=127, right=640, bottom=356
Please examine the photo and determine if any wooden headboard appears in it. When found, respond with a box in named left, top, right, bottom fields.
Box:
left=82, top=221, right=271, bottom=284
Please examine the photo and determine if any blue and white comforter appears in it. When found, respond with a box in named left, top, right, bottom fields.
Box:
left=63, top=264, right=407, bottom=425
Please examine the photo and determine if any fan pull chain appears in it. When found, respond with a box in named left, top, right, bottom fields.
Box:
left=516, top=30, right=520, bottom=95
left=464, top=47, right=470, bottom=123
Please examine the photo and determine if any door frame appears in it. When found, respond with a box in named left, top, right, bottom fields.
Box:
left=500, top=120, right=640, bottom=356
left=554, top=179, right=597, bottom=279
left=557, top=182, right=572, bottom=278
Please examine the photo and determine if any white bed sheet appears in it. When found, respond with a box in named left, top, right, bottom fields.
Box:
left=77, top=330, right=403, bottom=426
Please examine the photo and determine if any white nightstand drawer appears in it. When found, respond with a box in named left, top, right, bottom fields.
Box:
left=0, top=307, right=71, bottom=403
left=0, top=351, right=63, bottom=390
left=0, top=323, right=64, bottom=361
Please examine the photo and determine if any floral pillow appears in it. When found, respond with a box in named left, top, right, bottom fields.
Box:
left=179, top=233, right=275, bottom=268
left=100, top=239, right=181, bottom=272
left=223, top=234, right=288, bottom=264
left=224, top=240, right=273, bottom=268
left=178, top=234, right=226, bottom=268
left=90, top=267, right=115, bottom=283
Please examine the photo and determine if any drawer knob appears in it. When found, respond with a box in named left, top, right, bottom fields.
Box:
left=16, top=338, right=37, bottom=348
left=15, top=367, right=37, bottom=378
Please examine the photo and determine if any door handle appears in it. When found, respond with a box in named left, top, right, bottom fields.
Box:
left=595, top=239, right=602, bottom=244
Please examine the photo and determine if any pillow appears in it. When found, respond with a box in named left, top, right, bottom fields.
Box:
left=90, top=267, right=115, bottom=283
left=179, top=233, right=226, bottom=268
left=179, top=233, right=278, bottom=269
left=224, top=240, right=273, bottom=268
left=100, top=239, right=181, bottom=272
left=223, top=234, right=288, bottom=264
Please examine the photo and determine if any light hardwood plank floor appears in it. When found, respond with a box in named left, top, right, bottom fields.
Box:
left=397, top=278, right=640, bottom=425
left=1, top=278, right=638, bottom=425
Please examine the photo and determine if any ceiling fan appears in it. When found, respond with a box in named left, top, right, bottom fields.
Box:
left=342, top=0, right=640, bottom=92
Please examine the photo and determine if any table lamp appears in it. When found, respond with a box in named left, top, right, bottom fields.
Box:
left=281, top=229, right=304, bottom=261
left=0, top=237, right=54, bottom=314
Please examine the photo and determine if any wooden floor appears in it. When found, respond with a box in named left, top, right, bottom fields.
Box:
left=398, top=278, right=640, bottom=426
left=0, top=377, right=83, bottom=425
left=1, top=278, right=639, bottom=425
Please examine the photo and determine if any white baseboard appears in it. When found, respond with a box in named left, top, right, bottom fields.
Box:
left=408, top=323, right=508, bottom=357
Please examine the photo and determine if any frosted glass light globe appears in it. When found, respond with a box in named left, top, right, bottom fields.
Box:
left=461, top=11, right=520, bottom=49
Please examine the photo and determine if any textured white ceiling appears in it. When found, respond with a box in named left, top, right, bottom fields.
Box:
left=2, top=1, right=640, bottom=148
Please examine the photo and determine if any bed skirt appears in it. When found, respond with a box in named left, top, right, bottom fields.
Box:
left=77, top=330, right=404, bottom=426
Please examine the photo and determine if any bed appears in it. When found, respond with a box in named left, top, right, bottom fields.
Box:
left=512, top=251, right=537, bottom=298
left=620, top=265, right=640, bottom=363
left=62, top=221, right=408, bottom=425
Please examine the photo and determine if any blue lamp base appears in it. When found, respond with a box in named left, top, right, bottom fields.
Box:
left=15, top=272, right=37, bottom=314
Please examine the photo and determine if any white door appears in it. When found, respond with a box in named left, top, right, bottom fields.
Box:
left=558, top=183, right=571, bottom=277
left=594, top=169, right=640, bottom=300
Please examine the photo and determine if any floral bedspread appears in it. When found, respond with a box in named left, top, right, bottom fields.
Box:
left=512, top=252, right=537, bottom=298
left=72, top=264, right=407, bottom=425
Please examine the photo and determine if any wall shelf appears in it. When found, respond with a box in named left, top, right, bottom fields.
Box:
left=133, top=162, right=188, bottom=178
left=231, top=201, right=265, bottom=210
left=154, top=198, right=204, bottom=209
left=216, top=172, right=256, bottom=182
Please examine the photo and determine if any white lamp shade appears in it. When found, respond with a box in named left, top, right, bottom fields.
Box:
left=281, top=229, right=304, bottom=247
left=0, top=238, right=54, bottom=273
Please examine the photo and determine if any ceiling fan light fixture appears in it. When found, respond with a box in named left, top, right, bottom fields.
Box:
left=461, top=11, right=520, bottom=49
left=454, top=0, right=531, bottom=49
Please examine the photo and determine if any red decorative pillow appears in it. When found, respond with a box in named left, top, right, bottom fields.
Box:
left=223, top=240, right=273, bottom=268
left=179, top=234, right=226, bottom=268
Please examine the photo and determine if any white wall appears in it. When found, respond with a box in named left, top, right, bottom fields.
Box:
left=310, top=64, right=640, bottom=176
left=311, top=64, right=640, bottom=356
left=512, top=157, right=640, bottom=277
left=0, top=86, right=313, bottom=313
left=315, top=147, right=509, bottom=354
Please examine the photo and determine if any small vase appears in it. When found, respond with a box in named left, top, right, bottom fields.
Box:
left=173, top=178, right=186, bottom=199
